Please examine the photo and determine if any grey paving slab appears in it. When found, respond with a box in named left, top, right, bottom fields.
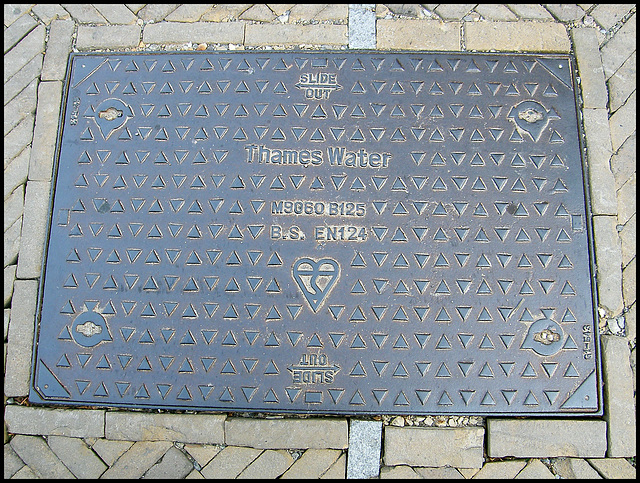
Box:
left=346, top=419, right=382, bottom=478
left=3, top=52, right=43, bottom=105
left=4, top=219, right=21, bottom=267
left=9, top=434, right=74, bottom=479
left=28, top=80, right=63, bottom=181
left=137, top=4, right=180, bottom=22
left=47, top=435, right=107, bottom=479
left=600, top=335, right=636, bottom=457
left=100, top=441, right=172, bottom=479
left=413, top=466, right=465, bottom=478
left=91, top=439, right=134, bottom=466
left=377, top=19, right=460, bottom=50
left=4, top=183, right=24, bottom=232
left=164, top=4, right=215, bottom=23
left=76, top=24, right=141, bottom=49
left=609, top=90, right=636, bottom=152
left=472, top=460, right=528, bottom=479
left=384, top=426, right=484, bottom=468
left=593, top=215, right=624, bottom=315
left=572, top=27, right=608, bottom=109
left=3, top=113, right=34, bottom=166
left=182, top=443, right=223, bottom=468
left=587, top=458, right=637, bottom=479
left=551, top=457, right=603, bottom=479
left=3, top=23, right=44, bottom=83
left=506, top=4, right=554, bottom=20
left=281, top=448, right=342, bottom=479
left=4, top=442, right=25, bottom=478
left=143, top=446, right=194, bottom=479
left=321, top=452, right=347, bottom=479
left=590, top=4, right=635, bottom=30
left=487, top=419, right=607, bottom=458
left=143, top=20, right=244, bottom=44
left=15, top=180, right=51, bottom=279
left=60, top=4, right=106, bottom=24
left=3, top=77, right=37, bottom=136
left=244, top=22, right=347, bottom=45
left=105, top=412, right=225, bottom=444
left=607, top=51, right=635, bottom=114
left=474, top=4, right=519, bottom=21
left=515, top=459, right=555, bottom=479
left=92, top=3, right=138, bottom=25
left=380, top=465, right=421, bottom=478
left=200, top=446, right=262, bottom=479
left=30, top=3, right=70, bottom=24
left=4, top=144, right=30, bottom=199
left=3, top=4, right=32, bottom=27
left=3, top=11, right=38, bottom=54
left=465, top=20, right=571, bottom=51
left=544, top=4, right=585, bottom=22
left=237, top=449, right=295, bottom=479
left=41, top=19, right=75, bottom=81
left=4, top=406, right=105, bottom=438
left=600, top=13, right=636, bottom=78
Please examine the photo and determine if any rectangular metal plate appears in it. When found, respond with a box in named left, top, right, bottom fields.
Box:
left=31, top=52, right=601, bottom=415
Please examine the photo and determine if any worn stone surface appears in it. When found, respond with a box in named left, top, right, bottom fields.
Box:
left=593, top=215, right=624, bottom=315
left=320, top=452, right=346, bottom=479
left=515, top=459, right=555, bottom=479
left=3, top=265, right=16, bottom=306
left=475, top=4, right=518, bottom=21
left=609, top=90, right=636, bottom=152
left=487, top=419, right=607, bottom=458
left=616, top=173, right=636, bottom=226
left=4, top=219, right=21, bottom=267
left=143, top=21, right=244, bottom=44
left=30, top=3, right=70, bottom=24
left=244, top=23, right=348, bottom=45
left=4, top=77, right=37, bottom=136
left=551, top=457, right=603, bottom=479
left=571, top=27, right=608, bottom=109
left=4, top=442, right=25, bottom=478
left=281, top=448, right=342, bottom=479
left=143, top=446, right=194, bottom=479
left=137, top=4, right=179, bottom=22
left=607, top=51, right=635, bottom=113
left=590, top=4, right=634, bottom=30
left=377, top=19, right=460, bottom=50
left=5, top=406, right=105, bottom=438
left=506, top=4, right=554, bottom=20
left=225, top=418, right=348, bottom=449
left=544, top=4, right=585, bottom=22
left=92, top=3, right=138, bottom=24
left=600, top=335, right=636, bottom=457
left=91, top=439, right=134, bottom=466
left=472, top=460, right=528, bottom=479
left=413, top=466, right=465, bottom=478
left=9, top=434, right=75, bottom=478
left=619, top=213, right=635, bottom=267
left=28, top=80, right=62, bottom=181
left=100, top=441, right=172, bottom=479
left=60, top=4, right=106, bottom=23
left=105, top=412, right=225, bottom=444
left=41, top=20, right=75, bottom=81
left=600, top=13, right=636, bottom=78
left=3, top=24, right=45, bottom=83
left=4, top=184, right=23, bottom=232
left=182, top=443, right=223, bottom=468
left=165, top=4, right=215, bottom=23
left=4, top=114, right=34, bottom=167
left=200, top=445, right=262, bottom=479
left=465, top=21, right=571, bottom=51
left=4, top=12, right=38, bottom=58
left=47, top=435, right=107, bottom=479
left=434, top=4, right=475, bottom=20
left=237, top=449, right=294, bottom=479
left=3, top=52, right=43, bottom=105
left=380, top=465, right=421, bottom=478
left=16, top=180, right=51, bottom=279
left=610, top=133, right=636, bottom=190
left=239, top=3, right=276, bottom=22
left=384, top=426, right=484, bottom=468
left=76, top=24, right=141, bottom=49
left=587, top=458, right=637, bottom=479
left=346, top=419, right=382, bottom=479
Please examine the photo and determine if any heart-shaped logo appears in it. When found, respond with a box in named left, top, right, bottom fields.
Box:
left=292, top=257, right=340, bottom=312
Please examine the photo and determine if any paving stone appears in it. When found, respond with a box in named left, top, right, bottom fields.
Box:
left=384, top=4, right=430, bottom=17
left=4, top=114, right=34, bottom=167
left=93, top=4, right=139, bottom=24
left=239, top=4, right=277, bottom=22
left=28, top=80, right=62, bottom=181
left=143, top=21, right=244, bottom=44
left=434, top=4, right=475, bottom=20
left=101, top=441, right=172, bottom=479
left=3, top=12, right=38, bottom=54
left=105, top=412, right=225, bottom=444
left=413, top=466, right=465, bottom=478
left=551, top=457, right=603, bottom=479
left=92, top=439, right=135, bottom=466
left=16, top=180, right=51, bottom=279
left=380, top=465, right=421, bottom=478
left=346, top=419, right=382, bottom=479
left=137, top=4, right=180, bottom=22
left=622, top=257, right=635, bottom=307
left=41, top=19, right=75, bottom=81
left=4, top=280, right=37, bottom=396
left=200, top=446, right=262, bottom=479
left=60, top=4, right=107, bottom=23
left=4, top=442, right=25, bottom=478
left=5, top=405, right=105, bottom=438
left=472, top=460, right=528, bottom=479
left=487, top=419, right=607, bottom=458
left=582, top=108, right=618, bottom=215
left=281, top=448, right=341, bottom=479
left=590, top=4, right=634, bottom=30
left=384, top=426, right=484, bottom=468
left=47, top=435, right=107, bottom=479
left=349, top=3, right=376, bottom=49
left=474, top=4, right=518, bottom=21
left=200, top=4, right=252, bottom=22
left=625, top=298, right=636, bottom=344
left=587, top=458, right=636, bottom=479
left=289, top=3, right=348, bottom=22
left=4, top=218, right=21, bottom=267
left=545, top=4, right=585, bottom=22
left=183, top=443, right=223, bottom=468
left=607, top=51, right=635, bottom=114
left=506, top=4, right=554, bottom=20
left=377, top=19, right=460, bottom=50
left=143, top=446, right=194, bottom=479
left=185, top=469, right=205, bottom=479
left=617, top=173, right=636, bottom=227
left=164, top=4, right=214, bottom=22
left=4, top=183, right=24, bottom=231
left=3, top=52, right=43, bottom=105
left=618, top=213, right=635, bottom=267
left=610, top=132, right=635, bottom=190
left=465, top=21, right=571, bottom=51
left=600, top=335, right=636, bottom=457
left=320, top=452, right=346, bottom=479
left=4, top=265, right=16, bottom=305
left=601, top=13, right=636, bottom=79
left=571, top=27, right=608, bottom=109
left=237, top=449, right=294, bottom=479
left=515, top=459, right=555, bottom=479
left=4, top=144, right=30, bottom=199
left=609, top=91, right=636, bottom=152
left=3, top=4, right=32, bottom=27
left=9, top=435, right=74, bottom=478
left=30, top=3, right=71, bottom=24
left=3, top=308, right=9, bottom=339
left=3, top=77, right=37, bottom=136
left=225, top=417, right=348, bottom=449
left=76, top=24, right=141, bottom=49
left=244, top=22, right=348, bottom=45
left=266, top=4, right=296, bottom=17
left=11, top=465, right=38, bottom=478
left=593, top=215, right=624, bottom=315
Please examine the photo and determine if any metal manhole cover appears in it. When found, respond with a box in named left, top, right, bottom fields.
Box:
left=30, top=51, right=601, bottom=415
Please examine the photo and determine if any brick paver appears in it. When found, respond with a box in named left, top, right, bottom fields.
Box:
left=3, top=3, right=637, bottom=479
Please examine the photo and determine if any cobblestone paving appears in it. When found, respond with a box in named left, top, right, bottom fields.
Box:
left=4, top=4, right=636, bottom=479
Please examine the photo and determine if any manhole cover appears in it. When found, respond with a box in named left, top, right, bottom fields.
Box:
left=30, top=52, right=601, bottom=415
